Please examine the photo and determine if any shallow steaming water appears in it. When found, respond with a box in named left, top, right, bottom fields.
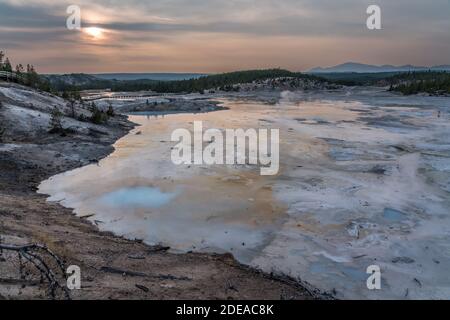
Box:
left=39, top=89, right=450, bottom=299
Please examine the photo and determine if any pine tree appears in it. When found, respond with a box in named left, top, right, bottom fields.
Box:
left=49, top=107, right=63, bottom=133
left=3, top=58, right=12, bottom=72
left=0, top=125, right=5, bottom=142
left=0, top=51, right=4, bottom=70
left=67, top=100, right=76, bottom=118
left=106, top=103, right=115, bottom=117
left=89, top=102, right=106, bottom=124
left=15, top=64, right=24, bottom=82
left=62, top=91, right=69, bottom=99
left=88, top=102, right=97, bottom=113
left=15, top=64, right=24, bottom=74
left=25, top=64, right=39, bottom=87
left=0, top=101, right=4, bottom=141
left=72, top=90, right=81, bottom=101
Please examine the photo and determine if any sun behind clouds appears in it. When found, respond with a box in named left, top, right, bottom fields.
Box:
left=83, top=27, right=105, bottom=40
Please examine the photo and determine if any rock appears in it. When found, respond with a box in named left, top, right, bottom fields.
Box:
left=392, top=257, right=415, bottom=264
left=346, top=222, right=360, bottom=238
left=369, top=165, right=387, bottom=175
left=135, top=284, right=149, bottom=292
left=147, top=245, right=170, bottom=253
left=128, top=253, right=146, bottom=260
left=413, top=278, right=422, bottom=288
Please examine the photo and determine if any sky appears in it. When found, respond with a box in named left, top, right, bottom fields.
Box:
left=1, top=0, right=449, bottom=74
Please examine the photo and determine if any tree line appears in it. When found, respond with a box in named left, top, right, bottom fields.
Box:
left=48, top=69, right=326, bottom=94
left=0, top=50, right=51, bottom=92
left=388, top=71, right=450, bottom=95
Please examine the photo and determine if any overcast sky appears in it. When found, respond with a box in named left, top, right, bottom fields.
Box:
left=1, top=0, right=449, bottom=73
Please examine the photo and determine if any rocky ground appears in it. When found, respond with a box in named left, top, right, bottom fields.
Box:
left=0, top=81, right=322, bottom=300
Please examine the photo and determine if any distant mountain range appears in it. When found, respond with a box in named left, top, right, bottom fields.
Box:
left=92, top=73, right=207, bottom=81
left=309, top=62, right=450, bottom=73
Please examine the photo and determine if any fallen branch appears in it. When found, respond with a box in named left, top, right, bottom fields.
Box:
left=0, top=278, right=40, bottom=286
left=0, top=243, right=71, bottom=300
left=100, top=266, right=192, bottom=281
left=100, top=266, right=147, bottom=277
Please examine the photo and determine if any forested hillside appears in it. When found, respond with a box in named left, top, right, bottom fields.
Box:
left=388, top=72, right=450, bottom=95
left=47, top=69, right=327, bottom=93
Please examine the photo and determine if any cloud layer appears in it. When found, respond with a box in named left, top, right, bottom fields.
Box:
left=1, top=0, right=449, bottom=73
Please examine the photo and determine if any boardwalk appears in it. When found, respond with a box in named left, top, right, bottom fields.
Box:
left=82, top=92, right=162, bottom=102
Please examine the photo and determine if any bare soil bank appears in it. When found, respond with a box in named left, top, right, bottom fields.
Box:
left=0, top=82, right=325, bottom=300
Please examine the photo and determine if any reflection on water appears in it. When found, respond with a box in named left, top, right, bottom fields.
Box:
left=383, top=208, right=407, bottom=222
left=99, top=187, right=179, bottom=208
left=39, top=89, right=450, bottom=299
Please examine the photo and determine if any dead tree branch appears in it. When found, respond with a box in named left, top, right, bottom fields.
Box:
left=0, top=243, right=71, bottom=299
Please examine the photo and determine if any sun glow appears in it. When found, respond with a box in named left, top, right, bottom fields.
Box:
left=83, top=27, right=105, bottom=40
